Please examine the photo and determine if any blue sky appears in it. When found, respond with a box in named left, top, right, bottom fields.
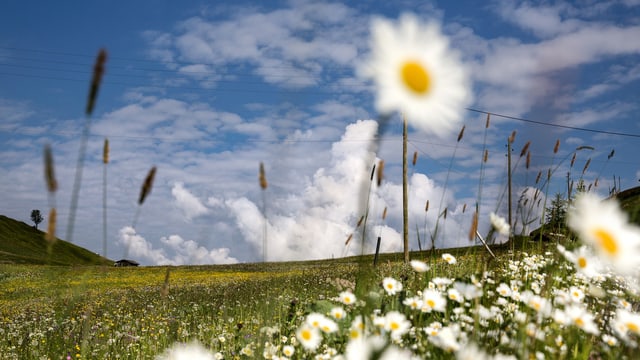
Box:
left=1, top=0, right=639, bottom=265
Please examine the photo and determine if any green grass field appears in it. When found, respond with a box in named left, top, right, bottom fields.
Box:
left=1, top=237, right=639, bottom=359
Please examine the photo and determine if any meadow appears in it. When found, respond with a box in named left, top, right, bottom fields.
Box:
left=1, top=238, right=640, bottom=359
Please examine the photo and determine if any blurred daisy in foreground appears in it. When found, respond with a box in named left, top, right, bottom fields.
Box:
left=339, top=291, right=357, bottom=306
left=612, top=309, right=640, bottom=338
left=156, top=341, right=215, bottom=360
left=567, top=193, right=640, bottom=275
left=360, top=13, right=472, bottom=137
left=442, top=253, right=457, bottom=264
left=556, top=244, right=604, bottom=278
left=296, top=323, right=322, bottom=351
left=490, top=212, right=510, bottom=236
left=410, top=259, right=430, bottom=272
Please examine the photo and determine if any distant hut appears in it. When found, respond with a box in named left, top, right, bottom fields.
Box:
left=114, top=259, right=139, bottom=267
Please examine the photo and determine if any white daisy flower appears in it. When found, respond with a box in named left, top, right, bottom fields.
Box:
left=428, top=325, right=461, bottom=352
left=568, top=286, right=586, bottom=303
left=557, top=244, right=604, bottom=278
left=339, top=291, right=357, bottom=306
left=442, top=253, right=457, bottom=264
left=447, top=288, right=464, bottom=304
left=564, top=305, right=600, bottom=335
left=410, top=259, right=430, bottom=272
left=567, top=192, right=640, bottom=275
left=422, top=289, right=447, bottom=312
left=330, top=307, right=346, bottom=321
left=360, top=13, right=472, bottom=137
left=156, top=341, right=215, bottom=360
left=296, top=323, right=322, bottom=351
left=490, top=212, right=511, bottom=236
left=282, top=345, right=295, bottom=357
left=403, top=295, right=424, bottom=310
left=382, top=277, right=403, bottom=295
left=496, top=283, right=512, bottom=298
left=384, top=311, right=412, bottom=340
left=613, top=308, right=640, bottom=337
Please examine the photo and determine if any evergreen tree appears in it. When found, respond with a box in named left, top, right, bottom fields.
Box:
left=545, top=193, right=567, bottom=232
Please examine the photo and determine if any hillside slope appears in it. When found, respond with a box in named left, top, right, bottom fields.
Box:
left=0, top=215, right=112, bottom=265
left=613, top=185, right=640, bottom=225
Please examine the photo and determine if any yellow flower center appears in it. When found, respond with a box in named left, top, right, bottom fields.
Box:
left=577, top=257, right=587, bottom=268
left=627, top=322, right=639, bottom=333
left=575, top=318, right=585, bottom=328
left=427, top=299, right=436, bottom=308
left=593, top=228, right=618, bottom=256
left=401, top=61, right=431, bottom=95
left=390, top=322, right=400, bottom=331
left=301, top=329, right=312, bottom=341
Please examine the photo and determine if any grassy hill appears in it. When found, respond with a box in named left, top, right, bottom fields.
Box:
left=0, top=214, right=112, bottom=265
left=614, top=185, right=640, bottom=224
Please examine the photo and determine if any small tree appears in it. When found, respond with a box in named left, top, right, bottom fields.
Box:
left=31, top=209, right=44, bottom=230
left=545, top=193, right=567, bottom=232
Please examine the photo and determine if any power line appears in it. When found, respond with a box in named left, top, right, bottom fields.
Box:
left=1, top=46, right=639, bottom=139
left=466, top=108, right=640, bottom=139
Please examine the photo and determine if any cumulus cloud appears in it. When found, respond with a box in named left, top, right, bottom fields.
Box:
left=171, top=182, right=209, bottom=221
left=208, top=120, right=470, bottom=261
left=118, top=226, right=238, bottom=265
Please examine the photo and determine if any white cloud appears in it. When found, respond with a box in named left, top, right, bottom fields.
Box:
left=171, top=182, right=208, bottom=221
left=207, top=120, right=471, bottom=261
left=118, top=226, right=238, bottom=265
left=144, top=2, right=363, bottom=89
left=495, top=1, right=583, bottom=38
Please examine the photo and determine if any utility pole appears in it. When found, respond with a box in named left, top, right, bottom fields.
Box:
left=507, top=139, right=513, bottom=234
left=402, top=115, right=409, bottom=263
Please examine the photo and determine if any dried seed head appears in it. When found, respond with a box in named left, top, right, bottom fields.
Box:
left=370, top=164, right=376, bottom=181
left=485, top=113, right=491, bottom=128
left=570, top=153, right=576, bottom=167
left=594, top=178, right=599, bottom=187
left=608, top=149, right=615, bottom=160
left=345, top=233, right=353, bottom=246
left=382, top=207, right=388, bottom=220
left=376, top=160, right=385, bottom=187
left=45, top=208, right=57, bottom=243
left=462, top=203, right=467, bottom=213
left=582, top=158, right=591, bottom=175
left=86, top=49, right=108, bottom=116
left=425, top=200, right=429, bottom=213
left=553, top=139, right=560, bottom=154
left=138, top=166, right=157, bottom=205
left=535, top=171, right=542, bottom=184
left=508, top=131, right=517, bottom=144
left=468, top=211, right=478, bottom=241
left=442, top=207, right=448, bottom=219
left=483, top=149, right=488, bottom=163
left=160, top=267, right=171, bottom=298
left=259, top=162, right=268, bottom=190
left=43, top=144, right=58, bottom=193
left=412, top=151, right=418, bottom=166
left=356, top=215, right=364, bottom=227
left=103, top=138, right=109, bottom=164
left=526, top=151, right=531, bottom=169
left=519, top=141, right=531, bottom=157
left=457, top=125, right=466, bottom=142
